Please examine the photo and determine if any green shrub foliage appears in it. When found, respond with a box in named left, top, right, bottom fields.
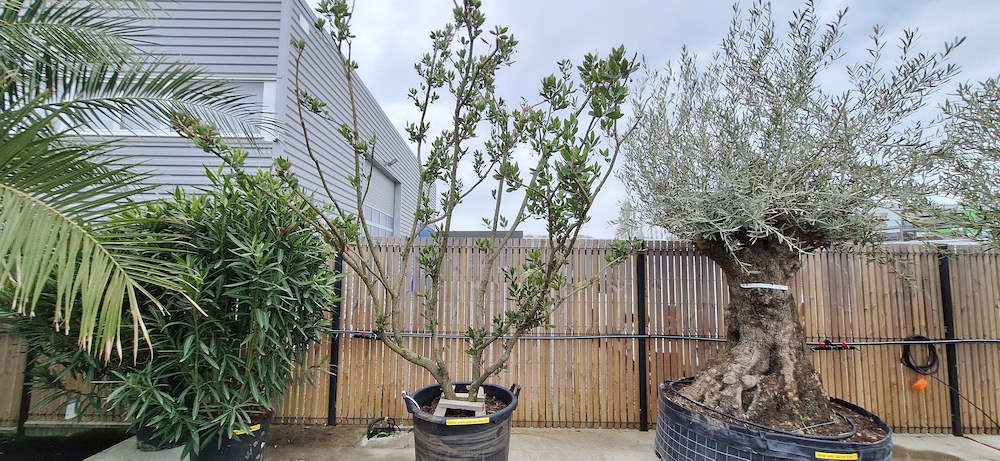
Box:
left=100, top=168, right=337, bottom=455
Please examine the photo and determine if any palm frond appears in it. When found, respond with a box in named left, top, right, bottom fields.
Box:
left=1, top=0, right=265, bottom=357
left=65, top=59, right=263, bottom=140
left=0, top=96, right=189, bottom=360
left=2, top=0, right=263, bottom=138
left=3, top=1, right=138, bottom=57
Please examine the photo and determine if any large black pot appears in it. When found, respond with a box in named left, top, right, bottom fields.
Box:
left=403, top=382, right=520, bottom=461
left=656, top=379, right=893, bottom=461
left=191, top=411, right=274, bottom=461
left=135, top=423, right=187, bottom=451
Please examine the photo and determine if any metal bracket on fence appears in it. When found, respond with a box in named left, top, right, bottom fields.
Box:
left=810, top=340, right=858, bottom=352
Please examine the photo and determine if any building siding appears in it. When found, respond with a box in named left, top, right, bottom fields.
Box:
left=131, top=0, right=284, bottom=78
left=99, top=0, right=419, bottom=235
left=279, top=0, right=420, bottom=235
left=93, top=136, right=273, bottom=196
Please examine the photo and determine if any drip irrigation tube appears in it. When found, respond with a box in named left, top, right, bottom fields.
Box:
left=332, top=330, right=1000, bottom=345
left=335, top=330, right=728, bottom=341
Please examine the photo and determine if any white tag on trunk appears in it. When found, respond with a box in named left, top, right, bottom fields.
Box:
left=739, top=283, right=789, bottom=291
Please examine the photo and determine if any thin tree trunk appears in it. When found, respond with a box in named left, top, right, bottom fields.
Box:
left=683, top=237, right=833, bottom=430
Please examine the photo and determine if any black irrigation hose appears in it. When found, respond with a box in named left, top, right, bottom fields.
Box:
left=901, top=335, right=940, bottom=375
left=366, top=416, right=400, bottom=439
left=667, top=378, right=858, bottom=441
left=333, top=330, right=1000, bottom=345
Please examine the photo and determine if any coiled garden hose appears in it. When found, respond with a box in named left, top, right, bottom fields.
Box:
left=901, top=334, right=940, bottom=375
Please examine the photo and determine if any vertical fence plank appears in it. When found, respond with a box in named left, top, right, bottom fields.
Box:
left=0, top=332, right=27, bottom=427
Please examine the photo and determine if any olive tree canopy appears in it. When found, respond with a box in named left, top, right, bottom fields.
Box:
left=623, top=1, right=962, bottom=263
left=938, top=77, right=1000, bottom=245
left=621, top=0, right=961, bottom=429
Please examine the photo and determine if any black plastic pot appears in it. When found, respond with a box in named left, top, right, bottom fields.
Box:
left=656, top=379, right=893, bottom=461
left=403, top=382, right=520, bottom=461
left=191, top=412, right=274, bottom=461
left=135, top=423, right=187, bottom=451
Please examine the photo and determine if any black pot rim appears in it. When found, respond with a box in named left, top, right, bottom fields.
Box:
left=232, top=409, right=274, bottom=435
left=660, top=377, right=892, bottom=447
left=404, top=382, right=519, bottom=426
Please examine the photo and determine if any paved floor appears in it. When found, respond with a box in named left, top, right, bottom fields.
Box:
left=88, top=426, right=1000, bottom=461
left=891, top=434, right=1000, bottom=461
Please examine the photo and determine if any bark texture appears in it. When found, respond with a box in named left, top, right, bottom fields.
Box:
left=685, top=236, right=834, bottom=430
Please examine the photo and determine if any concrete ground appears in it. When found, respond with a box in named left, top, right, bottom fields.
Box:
left=87, top=425, right=1000, bottom=461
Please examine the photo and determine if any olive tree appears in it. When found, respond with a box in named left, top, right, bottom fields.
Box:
left=937, top=77, right=1000, bottom=245
left=613, top=202, right=645, bottom=240
left=176, top=0, right=638, bottom=402
left=620, top=0, right=960, bottom=428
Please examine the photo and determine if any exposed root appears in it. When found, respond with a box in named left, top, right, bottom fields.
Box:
left=686, top=339, right=832, bottom=429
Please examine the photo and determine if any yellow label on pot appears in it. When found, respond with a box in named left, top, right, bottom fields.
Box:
left=233, top=423, right=261, bottom=436
left=445, top=417, right=490, bottom=426
left=814, top=452, right=858, bottom=460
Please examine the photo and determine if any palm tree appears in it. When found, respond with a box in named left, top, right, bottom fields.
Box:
left=0, top=0, right=259, bottom=359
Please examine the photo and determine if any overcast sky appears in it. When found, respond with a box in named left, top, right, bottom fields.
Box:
left=309, top=0, right=1000, bottom=239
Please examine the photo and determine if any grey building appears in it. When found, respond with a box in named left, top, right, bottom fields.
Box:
left=92, top=0, right=419, bottom=237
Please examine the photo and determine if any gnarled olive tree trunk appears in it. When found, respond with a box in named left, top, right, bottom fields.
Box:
left=683, top=236, right=833, bottom=429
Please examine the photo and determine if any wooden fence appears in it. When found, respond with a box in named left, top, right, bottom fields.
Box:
left=1, top=240, right=998, bottom=434
left=333, top=240, right=1000, bottom=434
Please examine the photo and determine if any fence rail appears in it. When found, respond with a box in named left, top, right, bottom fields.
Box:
left=1, top=240, right=998, bottom=434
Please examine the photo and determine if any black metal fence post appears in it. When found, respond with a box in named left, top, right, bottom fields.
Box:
left=938, top=246, right=963, bottom=436
left=328, top=255, right=344, bottom=426
left=637, top=241, right=649, bottom=432
left=16, top=347, right=37, bottom=439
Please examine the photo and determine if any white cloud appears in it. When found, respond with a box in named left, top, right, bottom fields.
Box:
left=310, top=0, right=1000, bottom=238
